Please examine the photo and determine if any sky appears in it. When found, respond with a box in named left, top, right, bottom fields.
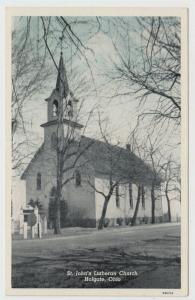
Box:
left=12, top=16, right=181, bottom=220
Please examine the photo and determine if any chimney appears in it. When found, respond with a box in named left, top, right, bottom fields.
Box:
left=126, top=144, right=131, bottom=152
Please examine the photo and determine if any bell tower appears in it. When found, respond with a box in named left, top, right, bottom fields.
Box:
left=41, top=52, right=83, bottom=148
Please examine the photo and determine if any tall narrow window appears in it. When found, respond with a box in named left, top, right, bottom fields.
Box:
left=129, top=182, right=133, bottom=208
left=67, top=100, right=73, bottom=118
left=116, top=184, right=120, bottom=208
left=75, top=170, right=81, bottom=186
left=37, top=173, right=41, bottom=190
left=51, top=132, right=58, bottom=149
left=141, top=185, right=145, bottom=209
left=52, top=100, right=58, bottom=117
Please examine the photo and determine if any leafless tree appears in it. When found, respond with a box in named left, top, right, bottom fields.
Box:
left=12, top=16, right=102, bottom=232
left=40, top=53, right=96, bottom=234
left=51, top=113, right=94, bottom=234
left=85, top=115, right=133, bottom=230
left=130, top=184, right=141, bottom=226
left=128, top=128, right=163, bottom=224
left=12, top=18, right=53, bottom=172
left=162, top=159, right=181, bottom=222
left=12, top=16, right=101, bottom=173
left=38, top=17, right=101, bottom=234
left=106, top=17, right=181, bottom=126
left=86, top=113, right=157, bottom=230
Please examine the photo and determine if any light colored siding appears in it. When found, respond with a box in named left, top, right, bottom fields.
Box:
left=95, top=178, right=163, bottom=220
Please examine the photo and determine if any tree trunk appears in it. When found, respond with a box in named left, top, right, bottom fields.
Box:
left=54, top=148, right=64, bottom=235
left=151, top=182, right=155, bottom=224
left=165, top=182, right=171, bottom=222
left=131, top=185, right=141, bottom=226
left=98, top=197, right=109, bottom=230
left=54, top=183, right=62, bottom=234
left=129, top=182, right=133, bottom=208
left=53, top=204, right=61, bottom=234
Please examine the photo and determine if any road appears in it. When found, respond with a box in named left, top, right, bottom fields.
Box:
left=12, top=223, right=181, bottom=288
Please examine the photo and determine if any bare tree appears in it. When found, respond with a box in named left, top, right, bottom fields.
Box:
left=131, top=184, right=141, bottom=226
left=162, top=159, right=181, bottom=222
left=52, top=120, right=94, bottom=234
left=86, top=114, right=157, bottom=230
left=85, top=115, right=133, bottom=230
left=106, top=17, right=181, bottom=125
left=12, top=18, right=52, bottom=172
left=45, top=76, right=94, bottom=234
left=128, top=128, right=163, bottom=225
left=12, top=16, right=101, bottom=173
left=12, top=16, right=101, bottom=233
left=38, top=20, right=98, bottom=234
left=146, top=136, right=162, bottom=223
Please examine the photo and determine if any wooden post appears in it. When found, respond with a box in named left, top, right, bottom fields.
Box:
left=43, top=216, right=47, bottom=234
left=38, top=222, right=42, bottom=239
left=23, top=222, right=27, bottom=239
left=31, top=226, right=35, bottom=239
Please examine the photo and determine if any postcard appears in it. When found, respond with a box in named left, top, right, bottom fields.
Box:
left=5, top=6, right=188, bottom=296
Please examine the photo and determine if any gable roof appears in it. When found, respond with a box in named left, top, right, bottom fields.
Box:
left=21, top=136, right=161, bottom=186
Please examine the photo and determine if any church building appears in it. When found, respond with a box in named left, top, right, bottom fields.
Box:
left=21, top=52, right=163, bottom=228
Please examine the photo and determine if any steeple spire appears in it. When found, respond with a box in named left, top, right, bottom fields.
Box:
left=56, top=52, right=69, bottom=98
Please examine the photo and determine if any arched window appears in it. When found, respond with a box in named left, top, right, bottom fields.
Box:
left=52, top=100, right=59, bottom=117
left=37, top=173, right=41, bottom=190
left=75, top=170, right=81, bottom=186
left=51, top=132, right=58, bottom=149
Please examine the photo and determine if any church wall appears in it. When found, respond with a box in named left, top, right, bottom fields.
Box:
left=24, top=143, right=97, bottom=227
left=44, top=124, right=81, bottom=149
left=95, top=177, right=127, bottom=221
left=44, top=124, right=58, bottom=147
left=24, top=146, right=57, bottom=216
left=95, top=177, right=163, bottom=226
left=64, top=175, right=96, bottom=227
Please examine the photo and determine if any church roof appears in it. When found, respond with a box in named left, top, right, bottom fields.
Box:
left=21, top=135, right=161, bottom=186
left=78, top=136, right=160, bottom=186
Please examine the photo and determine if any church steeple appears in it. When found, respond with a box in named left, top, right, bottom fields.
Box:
left=56, top=52, right=69, bottom=99
left=41, top=52, right=83, bottom=146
